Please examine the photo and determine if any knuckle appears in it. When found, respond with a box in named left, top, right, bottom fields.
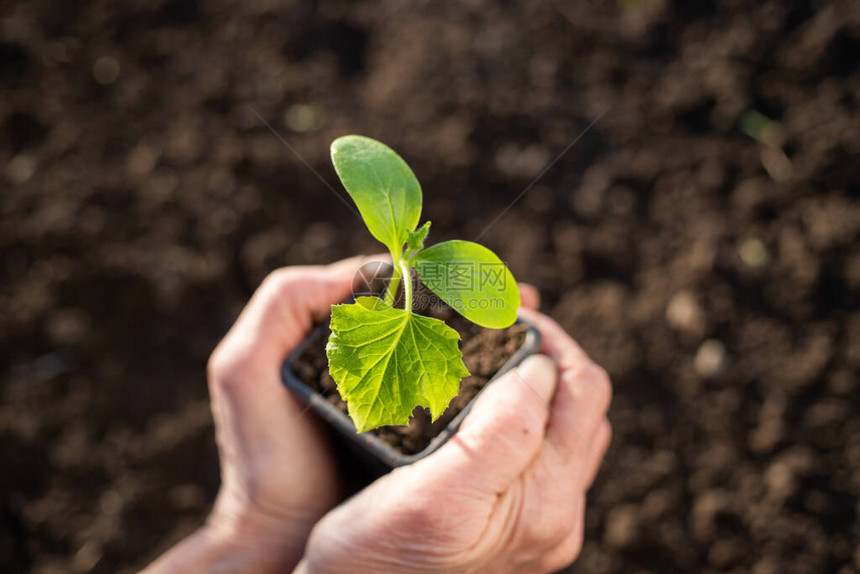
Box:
left=542, top=529, right=584, bottom=572
left=262, top=266, right=331, bottom=308
left=594, top=420, right=613, bottom=468
left=565, top=357, right=591, bottom=384
left=587, top=363, right=613, bottom=411
left=521, top=488, right=585, bottom=552
left=565, top=527, right=585, bottom=561
left=207, top=345, right=228, bottom=383
left=549, top=517, right=575, bottom=548
left=261, top=267, right=299, bottom=297
left=595, top=419, right=613, bottom=456
left=523, top=512, right=574, bottom=549
left=566, top=527, right=585, bottom=560
left=207, top=344, right=253, bottom=391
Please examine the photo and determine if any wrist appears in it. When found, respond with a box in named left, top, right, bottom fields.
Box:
left=199, top=521, right=297, bottom=574
left=141, top=521, right=295, bottom=574
left=143, top=495, right=318, bottom=574
left=203, top=497, right=313, bottom=574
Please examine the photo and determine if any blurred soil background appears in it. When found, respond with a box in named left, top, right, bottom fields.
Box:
left=1, top=0, right=859, bottom=572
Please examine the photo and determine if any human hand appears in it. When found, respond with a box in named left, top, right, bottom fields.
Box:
left=296, top=298, right=613, bottom=573
left=144, top=256, right=377, bottom=573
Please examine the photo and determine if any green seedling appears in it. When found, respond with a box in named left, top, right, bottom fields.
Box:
left=326, top=135, right=520, bottom=432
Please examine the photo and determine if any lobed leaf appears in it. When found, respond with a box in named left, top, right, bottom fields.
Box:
left=326, top=297, right=470, bottom=432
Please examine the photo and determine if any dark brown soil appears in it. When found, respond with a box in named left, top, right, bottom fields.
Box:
left=1, top=1, right=859, bottom=573
left=292, top=284, right=528, bottom=455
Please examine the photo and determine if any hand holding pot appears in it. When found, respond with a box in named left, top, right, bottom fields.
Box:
left=296, top=306, right=613, bottom=573
left=144, top=257, right=375, bottom=573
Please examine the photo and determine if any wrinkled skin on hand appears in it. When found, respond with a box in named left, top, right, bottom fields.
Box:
left=297, top=308, right=612, bottom=574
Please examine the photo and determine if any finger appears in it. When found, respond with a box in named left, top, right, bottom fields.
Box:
left=527, top=422, right=609, bottom=572
left=518, top=308, right=591, bottom=370
left=546, top=360, right=612, bottom=474
left=423, top=354, right=558, bottom=494
left=518, top=283, right=541, bottom=311
left=584, top=418, right=612, bottom=489
left=519, top=309, right=612, bottom=473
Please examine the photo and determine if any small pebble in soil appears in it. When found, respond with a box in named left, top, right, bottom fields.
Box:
left=92, top=56, right=120, bottom=85
left=604, top=504, right=639, bottom=548
left=760, top=146, right=793, bottom=182
left=739, top=238, right=770, bottom=268
left=127, top=143, right=159, bottom=177
left=764, top=461, right=797, bottom=501
left=692, top=490, right=731, bottom=537
left=666, top=290, right=706, bottom=335
left=495, top=142, right=550, bottom=178
left=694, top=339, right=728, bottom=379
left=6, top=153, right=36, bottom=183
left=284, top=104, right=322, bottom=133
left=72, top=540, right=103, bottom=572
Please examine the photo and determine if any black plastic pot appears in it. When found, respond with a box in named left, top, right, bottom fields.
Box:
left=281, top=314, right=542, bottom=477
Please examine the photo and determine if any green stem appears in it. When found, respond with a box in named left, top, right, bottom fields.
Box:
left=383, top=264, right=401, bottom=307
left=399, top=259, right=412, bottom=313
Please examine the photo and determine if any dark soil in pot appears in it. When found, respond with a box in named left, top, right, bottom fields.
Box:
left=291, top=283, right=529, bottom=455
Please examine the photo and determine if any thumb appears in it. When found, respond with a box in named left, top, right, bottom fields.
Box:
left=213, top=254, right=388, bottom=369
left=421, top=354, right=558, bottom=494
left=206, top=255, right=386, bottom=456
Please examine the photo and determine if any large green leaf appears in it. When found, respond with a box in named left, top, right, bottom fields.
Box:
left=326, top=297, right=470, bottom=432
left=413, top=240, right=519, bottom=329
left=331, top=135, right=422, bottom=254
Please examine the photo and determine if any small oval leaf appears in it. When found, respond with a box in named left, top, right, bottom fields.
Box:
left=414, top=240, right=520, bottom=328
left=331, top=135, right=422, bottom=253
